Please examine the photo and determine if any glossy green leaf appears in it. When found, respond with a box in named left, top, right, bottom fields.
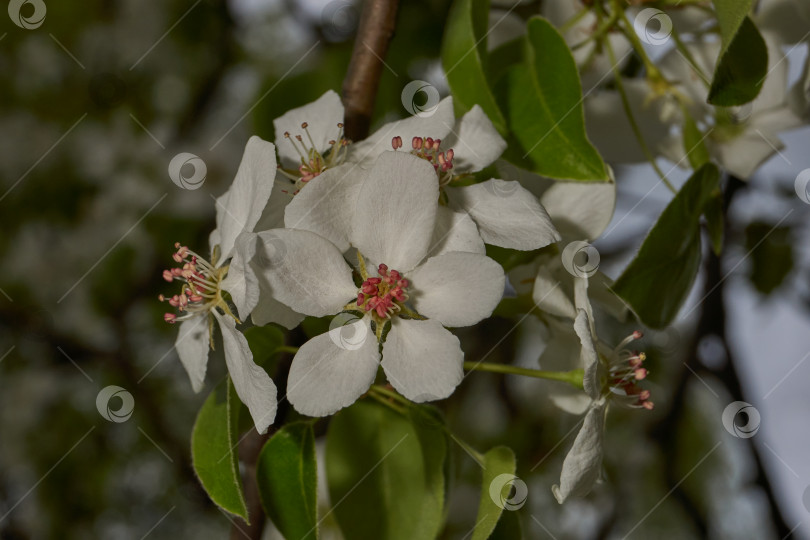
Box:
left=442, top=0, right=507, bottom=133
left=708, top=0, right=767, bottom=106
left=471, top=446, right=518, bottom=540
left=325, top=400, right=447, bottom=540
left=191, top=377, right=248, bottom=521
left=613, top=164, right=721, bottom=328
left=257, top=422, right=318, bottom=540
left=704, top=193, right=724, bottom=256
left=497, top=17, right=608, bottom=181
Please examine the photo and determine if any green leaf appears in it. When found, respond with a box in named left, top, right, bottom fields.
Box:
left=442, top=0, right=507, bottom=133
left=257, top=422, right=318, bottom=540
left=613, top=163, right=721, bottom=328
left=708, top=0, right=767, bottom=106
left=471, top=446, right=518, bottom=540
left=191, top=377, right=249, bottom=521
left=497, top=17, right=608, bottom=181
left=682, top=112, right=710, bottom=170
left=325, top=400, right=447, bottom=540
left=745, top=221, right=794, bottom=295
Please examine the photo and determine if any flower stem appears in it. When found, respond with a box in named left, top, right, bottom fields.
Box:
left=463, top=362, right=585, bottom=389
left=271, top=345, right=299, bottom=355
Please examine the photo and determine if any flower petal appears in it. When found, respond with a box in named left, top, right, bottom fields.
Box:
left=252, top=229, right=357, bottom=317
left=176, top=316, right=210, bottom=393
left=254, top=179, right=294, bottom=232
left=533, top=265, right=576, bottom=319
left=447, top=179, right=560, bottom=250
left=287, top=318, right=380, bottom=417
left=407, top=252, right=505, bottom=327
left=428, top=206, right=486, bottom=258
left=552, top=400, right=606, bottom=503
left=273, top=90, right=345, bottom=168
left=214, top=312, right=277, bottom=433
left=442, top=105, right=506, bottom=172
left=284, top=163, right=365, bottom=253
left=381, top=318, right=464, bottom=402
left=348, top=97, right=456, bottom=164
left=573, top=309, right=600, bottom=401
left=251, top=294, right=305, bottom=330
left=221, top=232, right=260, bottom=320
left=214, top=136, right=278, bottom=260
left=352, top=151, right=439, bottom=272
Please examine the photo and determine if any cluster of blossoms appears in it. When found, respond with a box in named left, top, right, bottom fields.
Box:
left=158, top=87, right=659, bottom=503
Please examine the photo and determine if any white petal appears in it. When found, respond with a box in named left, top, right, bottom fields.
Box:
left=532, top=266, right=576, bottom=319
left=428, top=206, right=486, bottom=258
left=284, top=163, right=365, bottom=253
left=274, top=90, right=345, bottom=168
left=447, top=179, right=560, bottom=250
left=221, top=232, right=259, bottom=320
left=214, top=312, right=277, bottom=433
left=552, top=401, right=606, bottom=503
left=348, top=97, right=456, bottom=164
left=538, top=322, right=591, bottom=414
left=253, top=229, right=357, bottom=317
left=175, top=316, right=210, bottom=393
left=381, top=318, right=464, bottom=402
left=407, top=252, right=505, bottom=327
left=251, top=294, right=305, bottom=330
left=711, top=128, right=783, bottom=180
left=287, top=318, right=380, bottom=417
left=254, top=179, right=294, bottom=232
left=214, top=136, right=278, bottom=260
left=442, top=105, right=506, bottom=172
left=584, top=79, right=672, bottom=163
left=352, top=152, right=438, bottom=272
left=538, top=179, right=616, bottom=241
left=573, top=309, right=600, bottom=401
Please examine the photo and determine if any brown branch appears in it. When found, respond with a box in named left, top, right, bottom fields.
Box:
left=341, top=0, right=400, bottom=141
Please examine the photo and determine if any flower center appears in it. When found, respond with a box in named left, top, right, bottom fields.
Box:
left=278, top=122, right=350, bottom=194
left=355, top=263, right=410, bottom=323
left=606, top=330, right=654, bottom=410
left=159, top=242, right=233, bottom=324
left=391, top=135, right=455, bottom=187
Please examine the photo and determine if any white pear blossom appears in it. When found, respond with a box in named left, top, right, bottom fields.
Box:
left=276, top=91, right=559, bottom=253
left=242, top=151, right=506, bottom=417
left=655, top=34, right=803, bottom=179
left=160, top=136, right=279, bottom=433
left=552, top=279, right=653, bottom=503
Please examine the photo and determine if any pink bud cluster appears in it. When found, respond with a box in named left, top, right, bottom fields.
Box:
left=356, top=264, right=410, bottom=319
left=609, top=331, right=654, bottom=410
left=159, top=243, right=218, bottom=324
